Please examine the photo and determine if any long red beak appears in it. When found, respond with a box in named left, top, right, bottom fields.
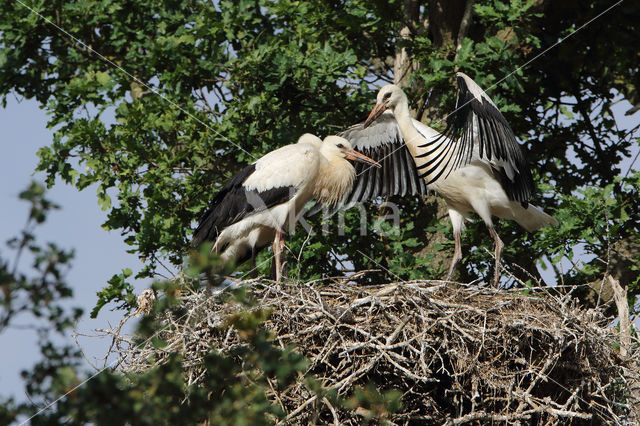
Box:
left=345, top=149, right=381, bottom=168
left=363, top=103, right=386, bottom=129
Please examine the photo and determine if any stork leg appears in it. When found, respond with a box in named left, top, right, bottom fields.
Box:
left=446, top=230, right=462, bottom=281
left=273, top=228, right=286, bottom=283
left=487, top=225, right=504, bottom=287
left=273, top=230, right=282, bottom=283
left=445, top=209, right=466, bottom=282
left=280, top=237, right=288, bottom=280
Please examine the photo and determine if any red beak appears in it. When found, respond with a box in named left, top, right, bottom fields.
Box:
left=363, top=103, right=387, bottom=129
left=344, top=149, right=381, bottom=168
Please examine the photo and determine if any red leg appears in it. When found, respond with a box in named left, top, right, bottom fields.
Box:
left=446, top=230, right=462, bottom=281
left=279, top=233, right=287, bottom=280
left=273, top=229, right=285, bottom=283
left=488, top=226, right=504, bottom=287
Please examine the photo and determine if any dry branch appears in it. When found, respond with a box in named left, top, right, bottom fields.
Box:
left=114, top=279, right=639, bottom=424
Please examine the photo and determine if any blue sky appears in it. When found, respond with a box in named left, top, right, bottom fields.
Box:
left=0, top=95, right=151, bottom=401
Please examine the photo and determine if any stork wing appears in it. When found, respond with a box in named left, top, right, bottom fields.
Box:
left=337, top=111, right=429, bottom=209
left=192, top=144, right=316, bottom=246
left=424, top=72, right=533, bottom=204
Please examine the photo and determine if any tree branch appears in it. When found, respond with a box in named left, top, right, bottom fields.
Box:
left=572, top=83, right=604, bottom=156
left=456, top=0, right=474, bottom=54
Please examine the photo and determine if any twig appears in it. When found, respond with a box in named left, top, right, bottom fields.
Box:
left=106, top=278, right=634, bottom=424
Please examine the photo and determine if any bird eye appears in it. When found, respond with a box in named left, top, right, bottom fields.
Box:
left=382, top=92, right=391, bottom=101
left=336, top=143, right=345, bottom=149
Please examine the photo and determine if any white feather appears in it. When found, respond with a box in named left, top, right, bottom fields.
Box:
left=200, top=134, right=363, bottom=271
left=244, top=143, right=320, bottom=193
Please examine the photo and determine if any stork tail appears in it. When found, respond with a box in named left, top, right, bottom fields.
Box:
left=513, top=204, right=558, bottom=232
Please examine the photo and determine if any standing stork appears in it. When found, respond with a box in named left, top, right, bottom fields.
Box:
left=192, top=133, right=380, bottom=282
left=337, top=72, right=557, bottom=285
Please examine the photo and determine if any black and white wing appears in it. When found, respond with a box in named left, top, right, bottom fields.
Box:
left=192, top=144, right=316, bottom=246
left=421, top=72, right=534, bottom=205
left=338, top=111, right=429, bottom=209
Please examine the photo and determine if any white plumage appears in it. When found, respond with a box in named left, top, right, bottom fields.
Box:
left=192, top=133, right=380, bottom=281
left=340, top=72, right=557, bottom=285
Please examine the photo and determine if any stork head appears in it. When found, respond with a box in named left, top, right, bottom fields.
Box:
left=322, top=136, right=381, bottom=168
left=313, top=136, right=380, bottom=206
left=363, top=84, right=407, bottom=128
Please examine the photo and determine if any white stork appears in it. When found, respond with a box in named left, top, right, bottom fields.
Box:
left=337, top=72, right=557, bottom=285
left=192, top=133, right=380, bottom=281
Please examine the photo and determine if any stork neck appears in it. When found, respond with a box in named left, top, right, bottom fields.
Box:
left=392, top=101, right=425, bottom=157
left=314, top=156, right=355, bottom=206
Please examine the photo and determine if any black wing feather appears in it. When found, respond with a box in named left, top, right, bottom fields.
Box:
left=381, top=143, right=391, bottom=195
left=404, top=147, right=418, bottom=195
left=432, top=72, right=534, bottom=204
left=338, top=113, right=429, bottom=204
left=309, top=113, right=428, bottom=218
left=192, top=163, right=296, bottom=247
left=346, top=161, right=369, bottom=206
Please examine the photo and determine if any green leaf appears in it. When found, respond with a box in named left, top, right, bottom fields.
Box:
left=95, top=71, right=111, bottom=85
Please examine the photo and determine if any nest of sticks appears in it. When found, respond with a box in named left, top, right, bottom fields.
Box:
left=117, top=279, right=639, bottom=424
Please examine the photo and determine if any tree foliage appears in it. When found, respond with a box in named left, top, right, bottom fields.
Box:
left=2, top=0, right=639, bottom=310
left=0, top=187, right=401, bottom=424
left=0, top=183, right=82, bottom=424
left=0, top=182, right=80, bottom=332
left=1, top=0, right=640, bottom=421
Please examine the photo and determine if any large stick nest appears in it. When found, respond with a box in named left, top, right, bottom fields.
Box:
left=117, top=279, right=639, bottom=424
